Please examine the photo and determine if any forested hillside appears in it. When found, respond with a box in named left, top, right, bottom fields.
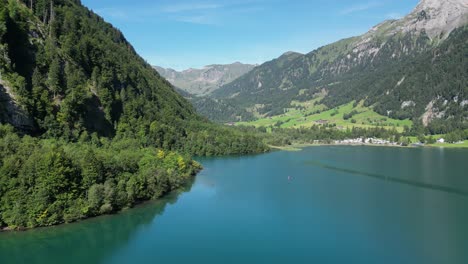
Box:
left=208, top=0, right=467, bottom=132
left=0, top=0, right=267, bottom=229
left=212, top=51, right=304, bottom=115
left=190, top=97, right=256, bottom=123
left=155, top=62, right=258, bottom=123
left=0, top=0, right=266, bottom=155
left=189, top=51, right=303, bottom=122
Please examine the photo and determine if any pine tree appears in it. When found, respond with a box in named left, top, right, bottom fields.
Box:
left=47, top=56, right=61, bottom=97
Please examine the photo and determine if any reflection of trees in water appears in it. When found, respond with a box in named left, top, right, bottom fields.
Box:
left=0, top=178, right=195, bottom=264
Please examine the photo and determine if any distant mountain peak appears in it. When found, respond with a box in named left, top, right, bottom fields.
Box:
left=209, top=0, right=467, bottom=126
left=154, top=63, right=256, bottom=96
left=359, top=0, right=467, bottom=47
left=404, top=0, right=468, bottom=39
left=415, top=0, right=467, bottom=11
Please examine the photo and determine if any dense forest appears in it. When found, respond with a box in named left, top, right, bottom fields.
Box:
left=0, top=0, right=267, bottom=155
left=0, top=0, right=465, bottom=230
left=0, top=0, right=267, bottom=229
left=206, top=13, right=467, bottom=132
left=0, top=124, right=200, bottom=228
left=211, top=51, right=305, bottom=117
left=190, top=97, right=255, bottom=123
left=319, top=27, right=468, bottom=129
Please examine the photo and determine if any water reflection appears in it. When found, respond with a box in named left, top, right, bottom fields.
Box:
left=1, top=147, right=468, bottom=264
left=0, top=178, right=195, bottom=264
left=304, top=160, right=468, bottom=197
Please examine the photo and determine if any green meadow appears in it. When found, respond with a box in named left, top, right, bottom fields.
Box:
left=238, top=99, right=413, bottom=132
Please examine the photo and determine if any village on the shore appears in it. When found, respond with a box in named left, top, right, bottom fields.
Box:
left=332, top=137, right=450, bottom=147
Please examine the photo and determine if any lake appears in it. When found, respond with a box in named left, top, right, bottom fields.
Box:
left=1, top=146, right=468, bottom=264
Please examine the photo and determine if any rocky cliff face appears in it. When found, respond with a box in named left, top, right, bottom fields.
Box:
left=0, top=78, right=34, bottom=132
left=323, top=0, right=468, bottom=76
left=408, top=0, right=468, bottom=39
left=210, top=0, right=467, bottom=126
left=154, top=62, right=256, bottom=96
left=360, top=0, right=468, bottom=40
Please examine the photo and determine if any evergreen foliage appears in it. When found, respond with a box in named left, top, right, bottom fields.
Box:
left=0, top=124, right=200, bottom=229
left=0, top=0, right=268, bottom=229
left=0, top=0, right=267, bottom=155
left=207, top=24, right=467, bottom=132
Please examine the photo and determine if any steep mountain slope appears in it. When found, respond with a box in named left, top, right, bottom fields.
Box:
left=212, top=0, right=468, bottom=130
left=190, top=96, right=256, bottom=123
left=177, top=52, right=301, bottom=123
left=0, top=0, right=267, bottom=230
left=213, top=51, right=302, bottom=101
left=195, top=51, right=302, bottom=120
left=0, top=0, right=266, bottom=155
left=0, top=0, right=193, bottom=137
left=154, top=62, right=256, bottom=96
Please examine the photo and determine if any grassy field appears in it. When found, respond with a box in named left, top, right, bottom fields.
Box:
left=426, top=141, right=468, bottom=148
left=408, top=135, right=444, bottom=143
left=237, top=99, right=412, bottom=132
left=407, top=135, right=468, bottom=148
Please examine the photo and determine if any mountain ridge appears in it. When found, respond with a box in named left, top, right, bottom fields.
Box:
left=205, top=0, right=467, bottom=131
left=154, top=62, right=256, bottom=96
left=0, top=0, right=267, bottom=155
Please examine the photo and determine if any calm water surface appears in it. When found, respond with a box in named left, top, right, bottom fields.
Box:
left=1, top=146, right=468, bottom=264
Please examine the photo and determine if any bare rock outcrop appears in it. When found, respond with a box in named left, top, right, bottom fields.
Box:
left=404, top=0, right=468, bottom=39
left=0, top=79, right=35, bottom=131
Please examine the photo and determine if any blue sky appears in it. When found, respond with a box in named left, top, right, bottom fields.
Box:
left=81, top=0, right=420, bottom=70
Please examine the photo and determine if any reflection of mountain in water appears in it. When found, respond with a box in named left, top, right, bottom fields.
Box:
left=0, top=179, right=195, bottom=264
left=305, top=160, right=468, bottom=197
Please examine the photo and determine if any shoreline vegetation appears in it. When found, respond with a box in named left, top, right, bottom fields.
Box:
left=253, top=124, right=468, bottom=152
left=0, top=178, right=196, bottom=233
left=0, top=124, right=203, bottom=231
left=0, top=0, right=466, bottom=233
left=270, top=139, right=468, bottom=151
left=0, top=0, right=267, bottom=231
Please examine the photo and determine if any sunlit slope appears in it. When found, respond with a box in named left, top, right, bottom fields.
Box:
left=238, top=99, right=412, bottom=132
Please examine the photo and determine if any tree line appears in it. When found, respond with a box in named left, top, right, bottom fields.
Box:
left=0, top=0, right=268, bottom=229
left=0, top=124, right=200, bottom=229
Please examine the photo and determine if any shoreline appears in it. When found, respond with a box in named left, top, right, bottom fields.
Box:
left=0, top=176, right=197, bottom=233
left=3, top=139, right=466, bottom=231
left=270, top=143, right=403, bottom=151
left=270, top=140, right=468, bottom=151
left=0, top=199, right=157, bottom=233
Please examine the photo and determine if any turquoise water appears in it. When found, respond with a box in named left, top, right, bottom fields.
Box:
left=1, top=146, right=468, bottom=264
